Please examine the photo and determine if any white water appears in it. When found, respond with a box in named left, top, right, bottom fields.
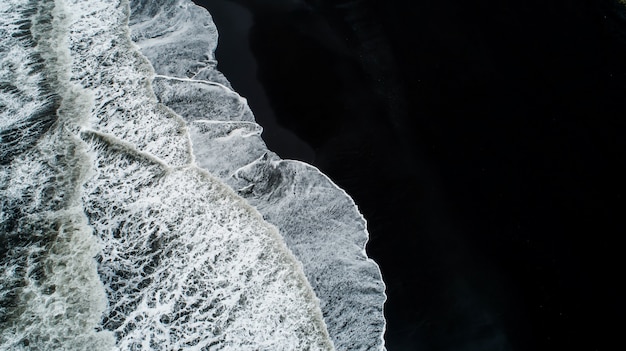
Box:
left=1, top=1, right=113, bottom=349
left=1, top=0, right=386, bottom=349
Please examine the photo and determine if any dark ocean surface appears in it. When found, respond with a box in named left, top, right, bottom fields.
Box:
left=193, top=0, right=626, bottom=350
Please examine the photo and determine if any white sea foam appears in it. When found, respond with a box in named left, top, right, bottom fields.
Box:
left=81, top=131, right=333, bottom=350
left=65, top=0, right=192, bottom=167
left=4, top=0, right=337, bottom=349
left=1, top=0, right=113, bottom=349
left=129, top=1, right=387, bottom=350
left=0, top=1, right=58, bottom=165
left=129, top=0, right=232, bottom=85
left=63, top=0, right=335, bottom=349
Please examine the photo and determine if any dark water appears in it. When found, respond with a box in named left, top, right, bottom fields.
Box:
left=194, top=0, right=626, bottom=350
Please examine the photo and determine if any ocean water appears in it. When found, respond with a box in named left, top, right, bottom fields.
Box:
left=0, top=0, right=386, bottom=350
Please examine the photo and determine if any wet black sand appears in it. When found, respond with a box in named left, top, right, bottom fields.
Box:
left=193, top=0, right=626, bottom=350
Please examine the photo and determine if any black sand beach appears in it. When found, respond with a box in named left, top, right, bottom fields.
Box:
left=194, top=1, right=626, bottom=350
